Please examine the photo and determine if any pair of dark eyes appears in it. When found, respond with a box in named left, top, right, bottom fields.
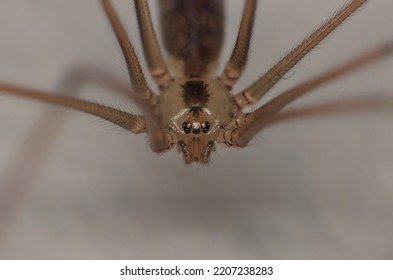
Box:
left=182, top=121, right=211, bottom=134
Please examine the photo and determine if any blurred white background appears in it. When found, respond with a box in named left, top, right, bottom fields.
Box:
left=0, top=0, right=392, bottom=259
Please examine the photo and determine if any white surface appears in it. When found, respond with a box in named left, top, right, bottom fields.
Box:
left=1, top=260, right=392, bottom=279
left=0, top=0, right=392, bottom=259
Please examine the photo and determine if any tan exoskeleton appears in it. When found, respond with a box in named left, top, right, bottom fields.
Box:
left=0, top=0, right=391, bottom=163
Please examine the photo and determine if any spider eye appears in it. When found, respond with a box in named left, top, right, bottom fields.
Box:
left=201, top=121, right=211, bottom=133
left=182, top=122, right=192, bottom=134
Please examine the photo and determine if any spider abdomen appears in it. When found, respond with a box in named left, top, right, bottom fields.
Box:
left=159, top=0, right=224, bottom=77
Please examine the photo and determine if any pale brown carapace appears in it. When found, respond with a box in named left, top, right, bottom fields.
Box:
left=0, top=0, right=391, bottom=163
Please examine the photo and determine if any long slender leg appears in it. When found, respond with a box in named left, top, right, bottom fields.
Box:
left=220, top=0, right=257, bottom=88
left=58, top=67, right=169, bottom=152
left=101, top=0, right=155, bottom=105
left=58, top=65, right=168, bottom=152
left=101, top=0, right=167, bottom=152
left=264, top=96, right=393, bottom=127
left=134, top=0, right=171, bottom=87
left=232, top=42, right=393, bottom=147
left=234, top=0, right=368, bottom=109
left=0, top=83, right=146, bottom=133
left=0, top=68, right=136, bottom=243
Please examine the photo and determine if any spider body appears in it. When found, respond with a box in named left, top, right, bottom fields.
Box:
left=0, top=0, right=392, bottom=260
left=0, top=0, right=391, bottom=164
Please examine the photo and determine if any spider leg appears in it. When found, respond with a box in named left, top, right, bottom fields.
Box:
left=0, top=83, right=146, bottom=133
left=232, top=42, right=393, bottom=147
left=134, top=0, right=171, bottom=88
left=101, top=0, right=168, bottom=152
left=0, top=69, right=142, bottom=242
left=263, top=95, right=393, bottom=128
left=220, top=0, right=257, bottom=87
left=234, top=0, right=368, bottom=109
left=101, top=0, right=155, bottom=105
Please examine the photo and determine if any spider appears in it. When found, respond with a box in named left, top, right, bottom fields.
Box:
left=0, top=0, right=391, bottom=164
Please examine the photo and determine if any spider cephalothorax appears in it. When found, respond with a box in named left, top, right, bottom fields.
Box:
left=181, top=80, right=210, bottom=116
left=1, top=0, right=391, bottom=164
left=157, top=77, right=237, bottom=163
